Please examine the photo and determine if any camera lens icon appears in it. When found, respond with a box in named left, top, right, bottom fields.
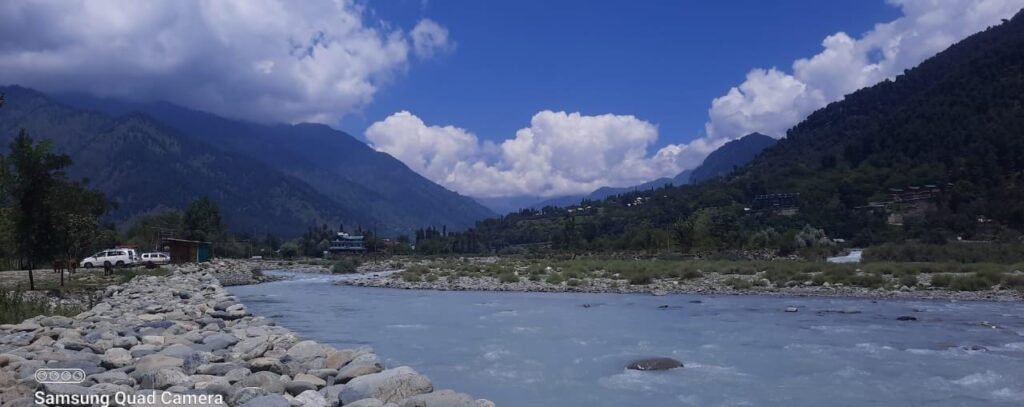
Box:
left=34, top=368, right=86, bottom=384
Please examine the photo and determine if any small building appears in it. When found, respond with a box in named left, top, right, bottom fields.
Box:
left=752, top=193, right=800, bottom=215
left=163, top=238, right=212, bottom=264
left=329, top=232, right=365, bottom=253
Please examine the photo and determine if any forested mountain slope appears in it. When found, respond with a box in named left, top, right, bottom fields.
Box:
left=459, top=10, right=1024, bottom=251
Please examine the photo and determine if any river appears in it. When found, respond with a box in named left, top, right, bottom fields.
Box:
left=228, top=271, right=1024, bottom=407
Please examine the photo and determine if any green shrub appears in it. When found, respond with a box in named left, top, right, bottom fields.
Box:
left=0, top=290, right=83, bottom=324
left=401, top=272, right=422, bottom=282
left=931, top=273, right=953, bottom=287
left=545, top=273, right=564, bottom=285
left=331, top=258, right=362, bottom=274
left=1003, top=274, right=1024, bottom=289
left=405, top=264, right=430, bottom=274
left=424, top=274, right=439, bottom=282
left=897, top=272, right=919, bottom=287
left=681, top=270, right=703, bottom=280
left=628, top=272, right=652, bottom=285
left=498, top=272, right=519, bottom=284
left=567, top=278, right=581, bottom=287
left=949, top=273, right=1000, bottom=291
left=724, top=277, right=753, bottom=289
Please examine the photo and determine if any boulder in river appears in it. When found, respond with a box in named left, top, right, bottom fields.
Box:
left=896, top=316, right=917, bottom=321
left=626, top=357, right=683, bottom=371
left=340, top=366, right=433, bottom=404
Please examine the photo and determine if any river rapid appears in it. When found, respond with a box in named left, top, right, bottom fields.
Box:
left=228, top=271, right=1024, bottom=407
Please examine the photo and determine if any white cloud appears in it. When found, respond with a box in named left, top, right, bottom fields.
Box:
left=367, top=111, right=687, bottom=197
left=701, top=0, right=1024, bottom=142
left=411, top=19, right=455, bottom=59
left=0, top=0, right=454, bottom=124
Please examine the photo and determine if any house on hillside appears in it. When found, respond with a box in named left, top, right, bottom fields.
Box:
left=857, top=184, right=942, bottom=225
left=329, top=232, right=365, bottom=253
left=752, top=193, right=800, bottom=216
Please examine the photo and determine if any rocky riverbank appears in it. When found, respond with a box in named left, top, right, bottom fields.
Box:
left=338, top=269, right=1024, bottom=302
left=0, top=263, right=493, bottom=407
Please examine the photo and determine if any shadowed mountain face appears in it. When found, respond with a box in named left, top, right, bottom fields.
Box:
left=0, top=87, right=494, bottom=236
left=689, top=133, right=777, bottom=184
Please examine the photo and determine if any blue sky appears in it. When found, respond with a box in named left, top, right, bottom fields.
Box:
left=349, top=0, right=900, bottom=147
left=3, top=0, right=1020, bottom=197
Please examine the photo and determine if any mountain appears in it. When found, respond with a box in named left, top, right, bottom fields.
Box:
left=1, top=86, right=494, bottom=236
left=689, top=133, right=776, bottom=184
left=519, top=170, right=692, bottom=213
left=520, top=133, right=775, bottom=212
left=474, top=195, right=551, bottom=215
left=464, top=9, right=1024, bottom=250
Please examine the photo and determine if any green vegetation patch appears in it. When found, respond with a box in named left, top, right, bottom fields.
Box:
left=0, top=290, right=83, bottom=324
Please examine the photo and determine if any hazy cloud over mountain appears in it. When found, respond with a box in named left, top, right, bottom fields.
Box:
left=0, top=0, right=452, bottom=124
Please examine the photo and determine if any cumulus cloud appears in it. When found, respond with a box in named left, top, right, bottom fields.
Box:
left=0, top=0, right=454, bottom=124
left=411, top=19, right=456, bottom=59
left=367, top=111, right=687, bottom=197
left=702, top=0, right=1024, bottom=141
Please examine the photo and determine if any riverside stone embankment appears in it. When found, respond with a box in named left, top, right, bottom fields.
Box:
left=0, top=262, right=493, bottom=407
left=339, top=265, right=1024, bottom=302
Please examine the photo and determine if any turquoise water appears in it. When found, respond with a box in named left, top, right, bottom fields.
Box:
left=229, top=272, right=1024, bottom=407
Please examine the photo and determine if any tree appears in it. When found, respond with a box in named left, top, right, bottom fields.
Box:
left=49, top=179, right=110, bottom=285
left=183, top=196, right=225, bottom=243
left=0, top=131, right=72, bottom=290
left=279, top=241, right=299, bottom=259
left=123, top=210, right=184, bottom=251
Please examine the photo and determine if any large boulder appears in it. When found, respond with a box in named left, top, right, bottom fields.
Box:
left=294, top=390, right=328, bottom=407
left=239, top=394, right=289, bottom=407
left=240, top=371, right=285, bottom=394
left=340, top=366, right=433, bottom=405
left=626, top=357, right=683, bottom=371
left=232, top=336, right=270, bottom=360
left=136, top=368, right=190, bottom=390
left=133, top=355, right=184, bottom=376
left=201, top=333, right=240, bottom=351
left=249, top=357, right=287, bottom=374
left=89, top=370, right=135, bottom=386
left=286, top=340, right=327, bottom=362
left=229, top=387, right=270, bottom=406
left=398, top=390, right=494, bottom=407
left=285, top=379, right=317, bottom=396
left=100, top=348, right=132, bottom=369
left=324, top=349, right=355, bottom=370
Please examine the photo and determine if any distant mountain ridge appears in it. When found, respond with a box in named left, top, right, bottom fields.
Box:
left=0, top=86, right=494, bottom=236
left=689, top=133, right=776, bottom=184
left=489, top=132, right=776, bottom=213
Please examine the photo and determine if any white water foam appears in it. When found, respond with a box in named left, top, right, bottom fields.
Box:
left=952, top=370, right=1002, bottom=388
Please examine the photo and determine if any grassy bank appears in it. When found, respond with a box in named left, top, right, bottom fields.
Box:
left=0, top=289, right=83, bottom=324
left=0, top=266, right=171, bottom=324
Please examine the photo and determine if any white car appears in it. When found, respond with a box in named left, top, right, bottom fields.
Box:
left=140, top=252, right=171, bottom=267
left=80, top=249, right=133, bottom=268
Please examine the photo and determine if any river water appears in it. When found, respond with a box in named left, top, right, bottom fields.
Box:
left=228, top=271, right=1024, bottom=407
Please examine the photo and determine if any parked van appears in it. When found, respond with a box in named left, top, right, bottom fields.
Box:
left=79, top=249, right=134, bottom=268
left=140, top=252, right=171, bottom=267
